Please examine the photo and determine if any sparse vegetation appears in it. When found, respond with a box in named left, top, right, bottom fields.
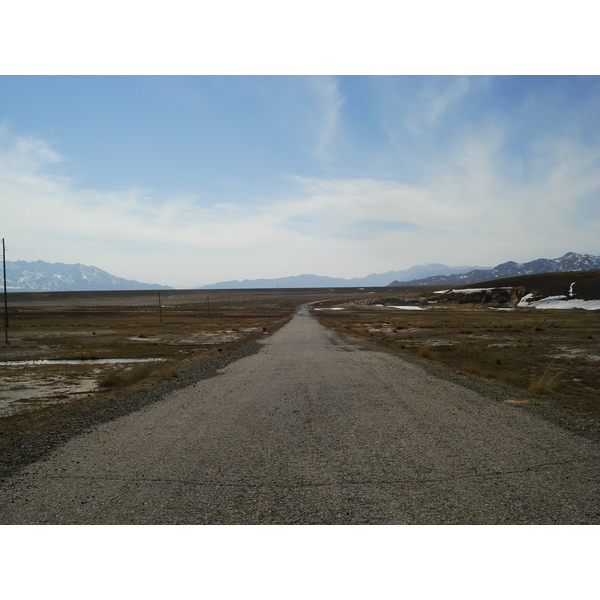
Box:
left=0, top=287, right=381, bottom=422
left=2, top=282, right=599, bottom=447
left=529, top=365, right=562, bottom=395
left=417, top=345, right=438, bottom=360
left=314, top=287, right=600, bottom=415
left=99, top=372, right=126, bottom=388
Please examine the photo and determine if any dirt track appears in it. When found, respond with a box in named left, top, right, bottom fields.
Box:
left=1, top=307, right=598, bottom=524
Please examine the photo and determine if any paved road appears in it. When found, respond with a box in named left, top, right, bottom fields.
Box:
left=1, top=307, right=598, bottom=524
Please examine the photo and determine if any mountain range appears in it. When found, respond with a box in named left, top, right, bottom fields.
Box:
left=5, top=260, right=172, bottom=292
left=4, top=253, right=599, bottom=292
left=200, top=264, right=486, bottom=289
left=390, top=253, right=600, bottom=287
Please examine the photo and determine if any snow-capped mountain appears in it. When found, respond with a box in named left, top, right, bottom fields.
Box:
left=392, top=253, right=600, bottom=287
left=5, top=261, right=172, bottom=292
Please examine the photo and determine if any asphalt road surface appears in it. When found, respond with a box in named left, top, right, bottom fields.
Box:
left=1, top=307, right=598, bottom=524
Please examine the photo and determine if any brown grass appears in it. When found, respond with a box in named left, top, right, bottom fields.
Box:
left=314, top=296, right=600, bottom=415
left=463, top=362, right=486, bottom=376
left=417, top=345, right=438, bottom=360
left=149, top=366, right=180, bottom=380
left=529, top=365, right=562, bottom=395
left=99, top=372, right=125, bottom=388
left=1, top=288, right=371, bottom=424
left=98, top=367, right=157, bottom=389
left=76, top=352, right=99, bottom=360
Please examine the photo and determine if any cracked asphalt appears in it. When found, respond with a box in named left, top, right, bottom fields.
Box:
left=1, top=307, right=598, bottom=524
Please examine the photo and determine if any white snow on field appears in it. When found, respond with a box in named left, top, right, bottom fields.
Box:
left=372, top=304, right=424, bottom=310
left=313, top=307, right=345, bottom=311
left=435, top=287, right=512, bottom=295
left=518, top=293, right=600, bottom=310
left=553, top=347, right=600, bottom=361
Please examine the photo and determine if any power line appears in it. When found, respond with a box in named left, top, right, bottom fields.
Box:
left=3, top=244, right=41, bottom=262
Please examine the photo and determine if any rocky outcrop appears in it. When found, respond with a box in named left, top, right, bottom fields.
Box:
left=431, top=287, right=518, bottom=305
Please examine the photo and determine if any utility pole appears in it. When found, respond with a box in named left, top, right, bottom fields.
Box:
left=3, top=238, right=9, bottom=345
left=158, top=291, right=163, bottom=324
left=207, top=295, right=210, bottom=316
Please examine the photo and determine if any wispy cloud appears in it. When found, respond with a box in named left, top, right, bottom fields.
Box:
left=406, top=76, right=472, bottom=135
left=0, top=125, right=64, bottom=174
left=2, top=76, right=599, bottom=287
left=303, top=76, right=344, bottom=162
left=374, top=76, right=473, bottom=146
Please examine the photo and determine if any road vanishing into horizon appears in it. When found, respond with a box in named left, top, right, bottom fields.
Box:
left=1, top=306, right=598, bottom=524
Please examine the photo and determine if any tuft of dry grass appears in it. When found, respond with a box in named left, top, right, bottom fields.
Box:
left=529, top=365, right=562, bottom=395
left=99, top=367, right=154, bottom=389
left=417, top=345, right=438, bottom=360
left=99, top=372, right=125, bottom=388
left=463, top=362, right=485, bottom=376
left=76, top=352, right=99, bottom=360
left=157, top=368, right=180, bottom=379
left=456, top=344, right=475, bottom=357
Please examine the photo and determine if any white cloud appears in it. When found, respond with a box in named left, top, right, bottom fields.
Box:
left=411, top=76, right=472, bottom=134
left=2, top=124, right=598, bottom=287
left=0, top=125, right=65, bottom=174
left=301, top=76, right=344, bottom=162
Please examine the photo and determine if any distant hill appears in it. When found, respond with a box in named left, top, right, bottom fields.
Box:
left=201, top=263, right=485, bottom=289
left=390, top=253, right=600, bottom=287
left=460, top=269, right=600, bottom=301
left=5, top=260, right=172, bottom=292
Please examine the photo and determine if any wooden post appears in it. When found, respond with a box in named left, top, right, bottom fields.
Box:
left=2, top=239, right=8, bottom=345
left=158, top=291, right=163, bottom=324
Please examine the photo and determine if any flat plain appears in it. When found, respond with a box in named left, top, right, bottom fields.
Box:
left=1, top=304, right=598, bottom=524
left=313, top=294, right=600, bottom=416
left=1, top=280, right=598, bottom=483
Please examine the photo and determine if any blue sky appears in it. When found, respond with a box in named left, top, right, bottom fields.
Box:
left=1, top=75, right=599, bottom=287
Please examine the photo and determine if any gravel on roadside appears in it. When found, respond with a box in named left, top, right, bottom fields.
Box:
left=2, top=324, right=598, bottom=484
left=347, top=333, right=600, bottom=442
left=0, top=341, right=263, bottom=482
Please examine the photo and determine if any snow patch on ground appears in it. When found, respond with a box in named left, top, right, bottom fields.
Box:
left=553, top=347, right=600, bottom=361
left=435, top=287, right=512, bottom=295
left=518, top=294, right=600, bottom=310
left=372, top=304, right=424, bottom=310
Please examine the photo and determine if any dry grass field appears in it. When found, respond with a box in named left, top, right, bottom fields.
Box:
left=313, top=286, right=600, bottom=417
left=0, top=287, right=376, bottom=424
left=1, top=278, right=598, bottom=446
left=1, top=289, right=280, bottom=419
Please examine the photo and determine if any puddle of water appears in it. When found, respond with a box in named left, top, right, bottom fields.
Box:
left=0, top=375, right=101, bottom=417
left=0, top=359, right=165, bottom=417
left=0, top=358, right=165, bottom=366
